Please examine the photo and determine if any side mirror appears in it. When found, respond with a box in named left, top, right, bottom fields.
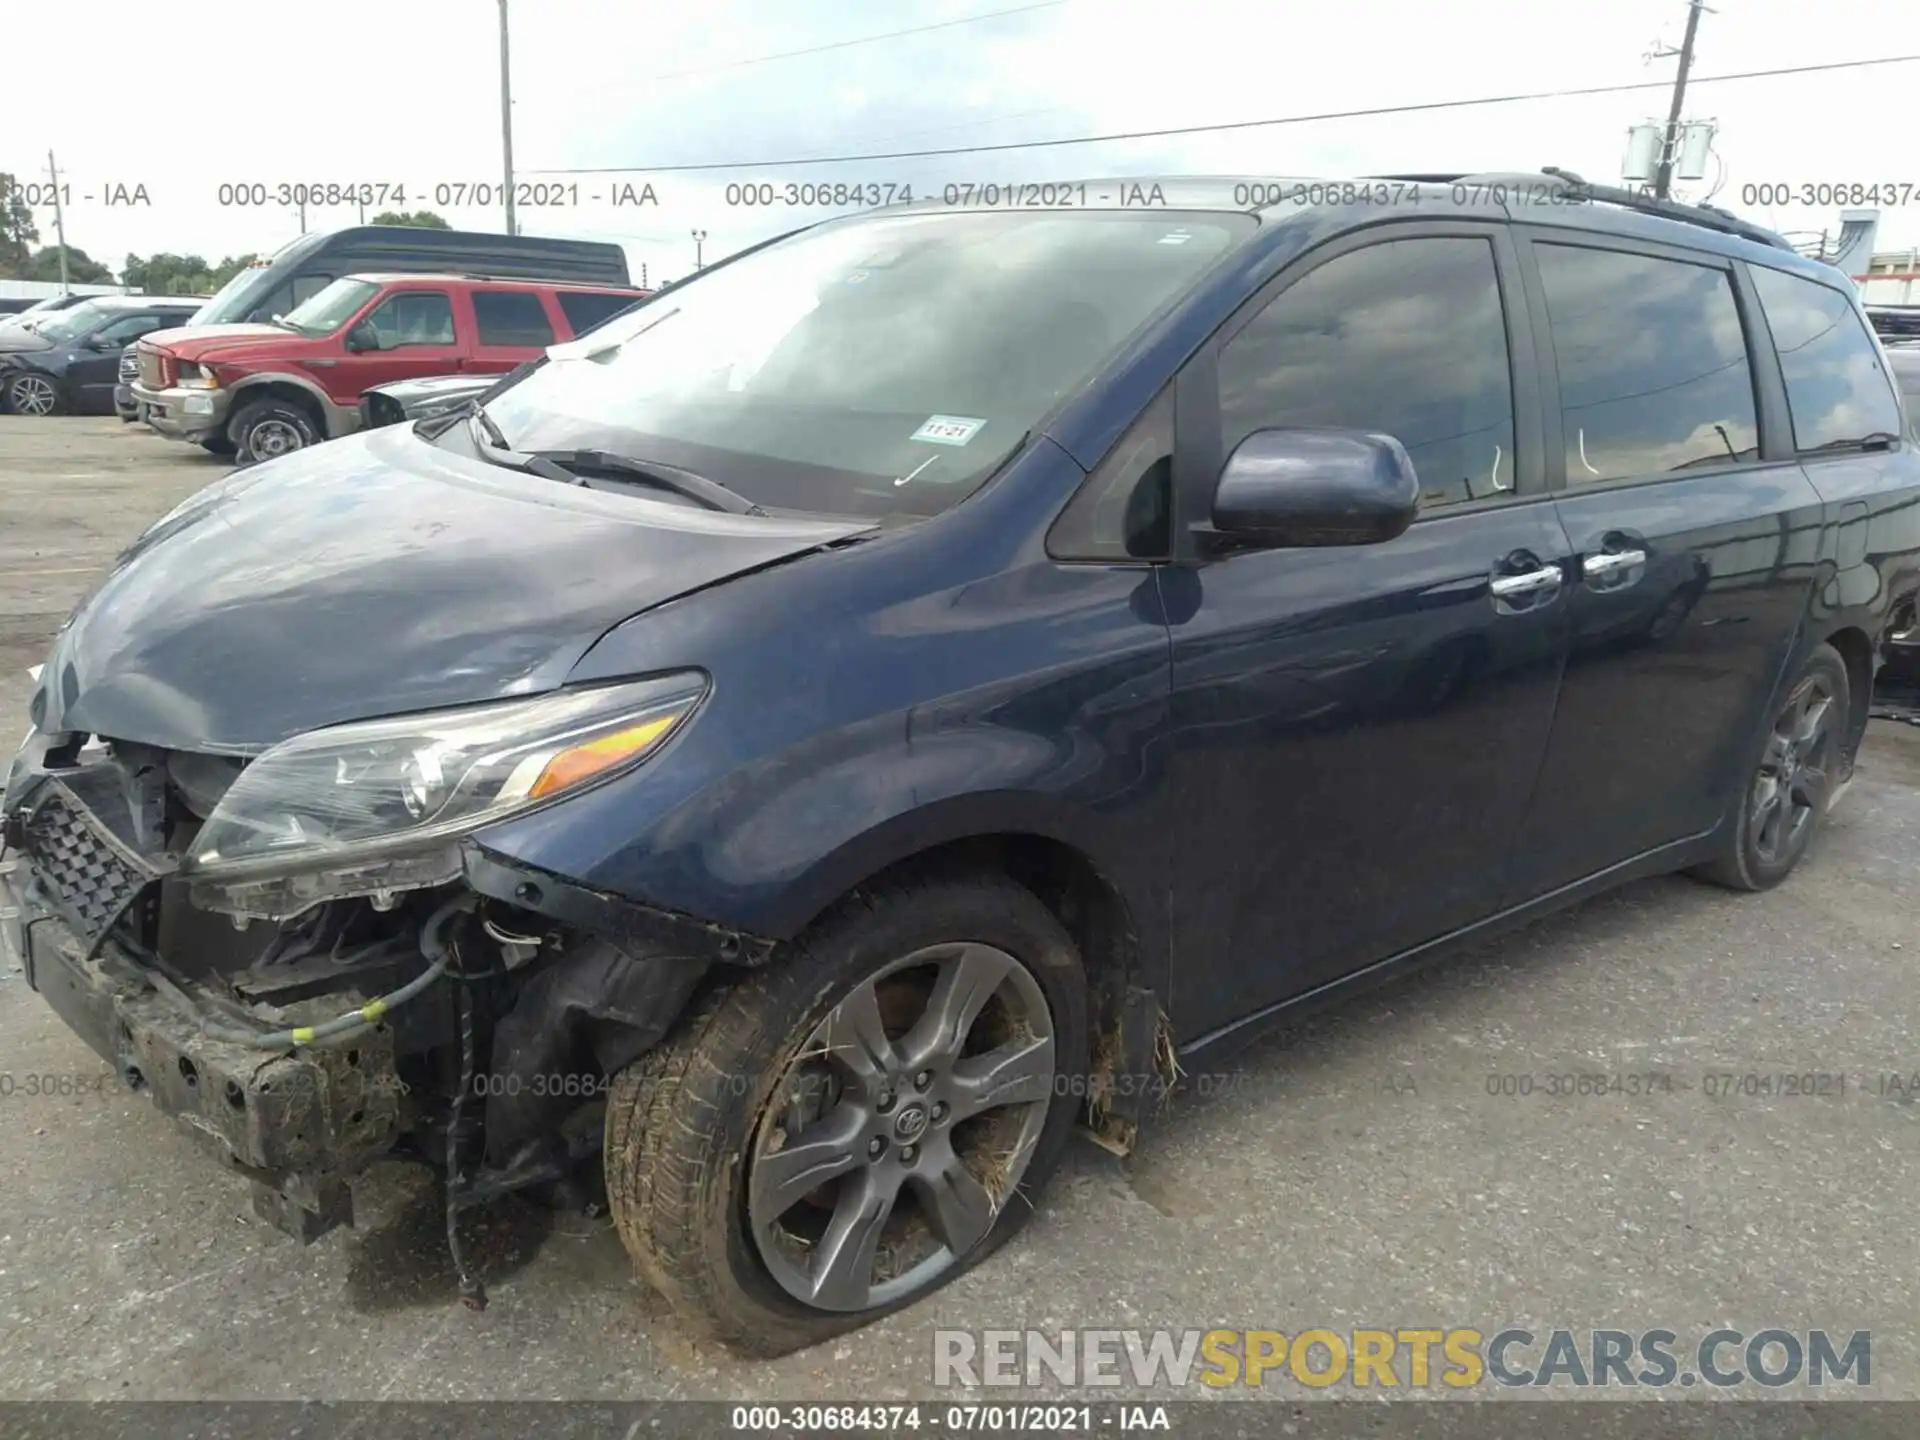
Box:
left=87, top=333, right=121, bottom=351
left=344, top=323, right=382, bottom=353
left=1208, top=427, right=1420, bottom=549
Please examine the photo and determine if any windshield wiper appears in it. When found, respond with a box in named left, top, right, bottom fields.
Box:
left=461, top=404, right=580, bottom=485
left=525, top=448, right=766, bottom=515
left=1803, top=431, right=1900, bottom=453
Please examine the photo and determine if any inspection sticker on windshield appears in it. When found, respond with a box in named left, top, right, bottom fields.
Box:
left=911, top=415, right=986, bottom=447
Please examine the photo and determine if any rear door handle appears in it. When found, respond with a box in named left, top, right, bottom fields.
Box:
left=1584, top=549, right=1647, bottom=578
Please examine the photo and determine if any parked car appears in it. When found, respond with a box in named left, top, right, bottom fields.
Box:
left=6, top=172, right=1918, bottom=1356
left=0, top=298, right=38, bottom=317
left=133, top=273, right=647, bottom=462
left=186, top=224, right=634, bottom=330
left=0, top=292, right=103, bottom=334
left=113, top=347, right=144, bottom=423
left=1883, top=345, right=1920, bottom=693
left=1867, top=305, right=1920, bottom=341
left=0, top=296, right=206, bottom=415
left=359, top=291, right=648, bottom=431
left=360, top=372, right=509, bottom=429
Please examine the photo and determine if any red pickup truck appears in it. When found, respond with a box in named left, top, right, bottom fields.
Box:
left=134, top=272, right=647, bottom=462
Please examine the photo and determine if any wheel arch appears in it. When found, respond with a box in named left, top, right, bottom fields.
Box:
left=777, top=815, right=1168, bottom=1151
left=1820, top=623, right=1875, bottom=763
left=227, top=375, right=332, bottom=438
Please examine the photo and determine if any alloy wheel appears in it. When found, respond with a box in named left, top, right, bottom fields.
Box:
left=7, top=374, right=57, bottom=416
left=1749, top=671, right=1837, bottom=866
left=747, top=941, right=1057, bottom=1313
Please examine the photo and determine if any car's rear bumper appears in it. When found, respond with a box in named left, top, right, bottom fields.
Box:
left=0, top=855, right=404, bottom=1240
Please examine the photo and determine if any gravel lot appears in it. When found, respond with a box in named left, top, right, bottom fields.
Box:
left=1, top=417, right=1916, bottom=1403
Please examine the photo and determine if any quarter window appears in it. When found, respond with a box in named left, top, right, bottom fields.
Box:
left=473, top=290, right=557, bottom=346
left=1534, top=244, right=1759, bottom=484
left=1750, top=266, right=1903, bottom=453
left=557, top=290, right=642, bottom=335
left=1049, top=387, right=1173, bottom=560
left=1217, top=237, right=1516, bottom=511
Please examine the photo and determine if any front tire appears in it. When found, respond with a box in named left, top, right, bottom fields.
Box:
left=605, top=872, right=1089, bottom=1355
left=1693, top=642, right=1850, bottom=892
left=228, top=398, right=318, bottom=463
left=4, top=372, right=64, bottom=416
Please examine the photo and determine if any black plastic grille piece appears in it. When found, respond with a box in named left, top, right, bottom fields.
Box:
left=23, top=789, right=147, bottom=940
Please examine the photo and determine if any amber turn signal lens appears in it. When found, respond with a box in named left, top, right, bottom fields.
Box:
left=527, top=712, right=683, bottom=799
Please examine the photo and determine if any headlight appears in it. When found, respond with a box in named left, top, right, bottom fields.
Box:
left=176, top=362, right=220, bottom=389
left=182, top=673, right=707, bottom=878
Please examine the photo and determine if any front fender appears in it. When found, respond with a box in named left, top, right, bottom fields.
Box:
left=468, top=436, right=1174, bottom=970
left=227, top=371, right=357, bottom=436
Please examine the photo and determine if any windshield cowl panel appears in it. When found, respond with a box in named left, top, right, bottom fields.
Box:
left=479, top=209, right=1253, bottom=521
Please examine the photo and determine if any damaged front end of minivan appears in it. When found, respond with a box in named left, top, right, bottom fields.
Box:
left=0, top=673, right=768, bottom=1304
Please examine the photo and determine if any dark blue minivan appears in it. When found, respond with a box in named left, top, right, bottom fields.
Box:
left=5, top=172, right=1917, bottom=1353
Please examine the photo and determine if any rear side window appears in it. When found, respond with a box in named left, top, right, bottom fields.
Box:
left=557, top=290, right=641, bottom=335
left=1751, top=267, right=1903, bottom=453
left=1217, top=236, right=1516, bottom=511
left=473, top=290, right=557, bottom=346
left=1535, top=244, right=1759, bottom=484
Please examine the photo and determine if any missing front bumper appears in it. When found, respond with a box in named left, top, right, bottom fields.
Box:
left=3, top=862, right=404, bottom=1241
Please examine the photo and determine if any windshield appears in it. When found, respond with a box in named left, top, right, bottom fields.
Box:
left=482, top=209, right=1252, bottom=519
left=279, top=277, right=380, bottom=335
left=32, top=302, right=111, bottom=342
left=192, top=266, right=276, bottom=325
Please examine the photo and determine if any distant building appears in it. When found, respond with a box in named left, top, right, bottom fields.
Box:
left=0, top=279, right=129, bottom=300
left=1857, top=249, right=1920, bottom=307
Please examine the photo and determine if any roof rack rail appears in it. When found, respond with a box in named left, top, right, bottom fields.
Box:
left=1533, top=168, right=1797, bottom=252
left=1362, top=169, right=1797, bottom=252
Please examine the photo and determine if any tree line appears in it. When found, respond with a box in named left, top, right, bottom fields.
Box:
left=0, top=173, right=448, bottom=292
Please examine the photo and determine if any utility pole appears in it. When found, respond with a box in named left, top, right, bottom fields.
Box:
left=1652, top=0, right=1707, bottom=200
left=692, top=229, right=708, bottom=269
left=46, top=150, right=71, bottom=293
left=498, top=0, right=517, bottom=237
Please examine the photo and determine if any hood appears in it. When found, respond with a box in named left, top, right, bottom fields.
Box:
left=367, top=374, right=497, bottom=404
left=0, top=328, right=55, bottom=355
left=150, top=322, right=309, bottom=363
left=35, top=425, right=869, bottom=752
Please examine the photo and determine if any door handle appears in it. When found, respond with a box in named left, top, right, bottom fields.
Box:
left=1489, top=563, right=1563, bottom=615
left=1490, top=565, right=1563, bottom=597
left=1583, top=549, right=1647, bottom=578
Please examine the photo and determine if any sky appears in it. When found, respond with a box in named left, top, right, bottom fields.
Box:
left=5, top=0, right=1919, bottom=286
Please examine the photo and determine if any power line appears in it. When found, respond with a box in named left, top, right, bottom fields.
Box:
left=525, top=52, right=1920, bottom=177
left=568, top=0, right=1067, bottom=95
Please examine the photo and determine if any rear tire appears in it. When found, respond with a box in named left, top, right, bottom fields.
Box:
left=1692, top=643, right=1850, bottom=892
left=228, top=398, right=318, bottom=464
left=604, top=872, right=1089, bottom=1356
